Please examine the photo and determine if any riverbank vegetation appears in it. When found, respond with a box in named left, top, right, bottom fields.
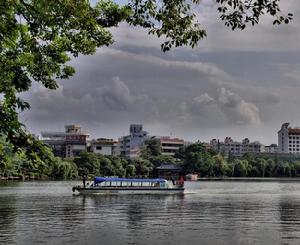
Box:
left=1, top=136, right=300, bottom=180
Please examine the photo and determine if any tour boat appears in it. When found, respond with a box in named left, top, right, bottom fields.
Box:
left=72, top=177, right=185, bottom=194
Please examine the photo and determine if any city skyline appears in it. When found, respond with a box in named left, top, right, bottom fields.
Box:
left=20, top=0, right=300, bottom=145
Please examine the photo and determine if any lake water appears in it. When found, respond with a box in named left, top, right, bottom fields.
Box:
left=1, top=180, right=300, bottom=245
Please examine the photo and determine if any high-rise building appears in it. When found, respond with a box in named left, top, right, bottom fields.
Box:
left=117, top=124, right=149, bottom=158
left=278, top=122, right=300, bottom=154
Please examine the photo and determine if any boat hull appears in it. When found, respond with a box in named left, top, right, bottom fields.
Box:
left=73, top=187, right=184, bottom=195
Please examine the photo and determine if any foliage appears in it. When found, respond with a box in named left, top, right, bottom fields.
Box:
left=177, top=142, right=300, bottom=178
left=216, top=0, right=293, bottom=30
left=141, top=138, right=161, bottom=157
left=2, top=138, right=300, bottom=179
left=0, top=0, right=292, bottom=163
left=0, top=135, right=78, bottom=179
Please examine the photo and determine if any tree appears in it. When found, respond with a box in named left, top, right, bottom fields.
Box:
left=213, top=154, right=227, bottom=177
left=74, top=151, right=100, bottom=176
left=50, top=158, right=78, bottom=180
left=141, top=138, right=161, bottom=158
left=0, top=0, right=292, bottom=161
left=148, top=155, right=177, bottom=167
left=181, top=143, right=215, bottom=176
left=233, top=159, right=248, bottom=177
left=126, top=164, right=136, bottom=177
left=130, top=157, right=153, bottom=177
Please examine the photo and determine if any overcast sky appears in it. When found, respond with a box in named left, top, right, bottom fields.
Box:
left=20, top=0, right=300, bottom=145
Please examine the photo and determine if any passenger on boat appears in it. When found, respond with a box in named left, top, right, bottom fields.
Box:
left=179, top=176, right=184, bottom=187
left=171, top=177, right=175, bottom=185
left=83, top=175, right=87, bottom=188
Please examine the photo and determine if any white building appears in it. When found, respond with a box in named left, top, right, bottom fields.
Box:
left=263, top=144, right=278, bottom=153
left=90, top=138, right=117, bottom=156
left=278, top=122, right=300, bottom=154
left=118, top=124, right=149, bottom=158
left=210, top=137, right=263, bottom=157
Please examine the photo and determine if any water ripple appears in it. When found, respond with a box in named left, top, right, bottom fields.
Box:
left=1, top=181, right=300, bottom=245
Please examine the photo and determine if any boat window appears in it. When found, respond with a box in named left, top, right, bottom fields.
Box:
left=160, top=182, right=165, bottom=188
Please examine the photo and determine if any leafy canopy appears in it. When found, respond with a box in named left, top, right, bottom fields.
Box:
left=0, top=0, right=292, bottom=161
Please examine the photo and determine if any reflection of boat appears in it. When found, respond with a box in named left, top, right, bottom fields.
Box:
left=72, top=177, right=184, bottom=194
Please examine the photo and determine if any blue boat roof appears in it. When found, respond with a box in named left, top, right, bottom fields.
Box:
left=94, top=177, right=166, bottom=184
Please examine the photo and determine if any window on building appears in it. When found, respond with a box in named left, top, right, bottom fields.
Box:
left=289, top=148, right=291, bottom=151
left=96, top=146, right=102, bottom=150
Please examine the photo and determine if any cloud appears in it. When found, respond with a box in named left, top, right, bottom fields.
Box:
left=277, top=63, right=300, bottom=83
left=105, top=0, right=300, bottom=53
left=185, top=88, right=261, bottom=126
left=97, top=76, right=138, bottom=110
left=19, top=0, right=300, bottom=145
left=237, top=100, right=260, bottom=126
left=218, top=87, right=240, bottom=108
left=193, top=93, right=214, bottom=105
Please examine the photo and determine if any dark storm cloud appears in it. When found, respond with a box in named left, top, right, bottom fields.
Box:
left=21, top=0, right=300, bottom=144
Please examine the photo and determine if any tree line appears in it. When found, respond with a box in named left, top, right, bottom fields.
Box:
left=1, top=137, right=300, bottom=180
left=0, top=137, right=174, bottom=180
left=176, top=143, right=300, bottom=178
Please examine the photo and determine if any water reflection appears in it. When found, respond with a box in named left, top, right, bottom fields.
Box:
left=279, top=198, right=300, bottom=243
left=0, top=196, right=17, bottom=244
left=0, top=181, right=300, bottom=245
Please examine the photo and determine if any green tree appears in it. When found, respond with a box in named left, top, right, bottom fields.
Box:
left=181, top=143, right=215, bottom=176
left=99, top=155, right=115, bottom=176
left=130, top=158, right=152, bottom=177
left=109, top=156, right=126, bottom=177
left=213, top=154, right=228, bottom=177
left=50, top=158, right=78, bottom=180
left=147, top=155, right=177, bottom=167
left=141, top=138, right=161, bottom=158
left=233, top=159, right=248, bottom=177
left=265, top=159, right=275, bottom=177
left=0, top=0, right=292, bottom=161
left=292, top=162, right=300, bottom=177
left=126, top=164, right=136, bottom=177
left=74, top=151, right=100, bottom=176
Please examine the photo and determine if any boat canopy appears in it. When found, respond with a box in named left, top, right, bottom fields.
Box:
left=94, top=177, right=166, bottom=184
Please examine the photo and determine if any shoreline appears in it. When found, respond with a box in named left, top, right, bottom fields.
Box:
left=2, top=176, right=300, bottom=182
left=197, top=177, right=300, bottom=181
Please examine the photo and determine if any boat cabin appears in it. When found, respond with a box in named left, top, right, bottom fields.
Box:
left=92, top=177, right=170, bottom=188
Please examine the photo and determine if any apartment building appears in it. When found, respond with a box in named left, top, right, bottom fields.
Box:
left=118, top=124, right=149, bottom=158
left=156, top=136, right=184, bottom=156
left=41, top=125, right=89, bottom=158
left=210, top=137, right=263, bottom=157
left=278, top=122, right=300, bottom=154
left=90, top=138, right=117, bottom=156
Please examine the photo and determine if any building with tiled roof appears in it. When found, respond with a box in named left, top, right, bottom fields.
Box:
left=278, top=122, right=300, bottom=154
